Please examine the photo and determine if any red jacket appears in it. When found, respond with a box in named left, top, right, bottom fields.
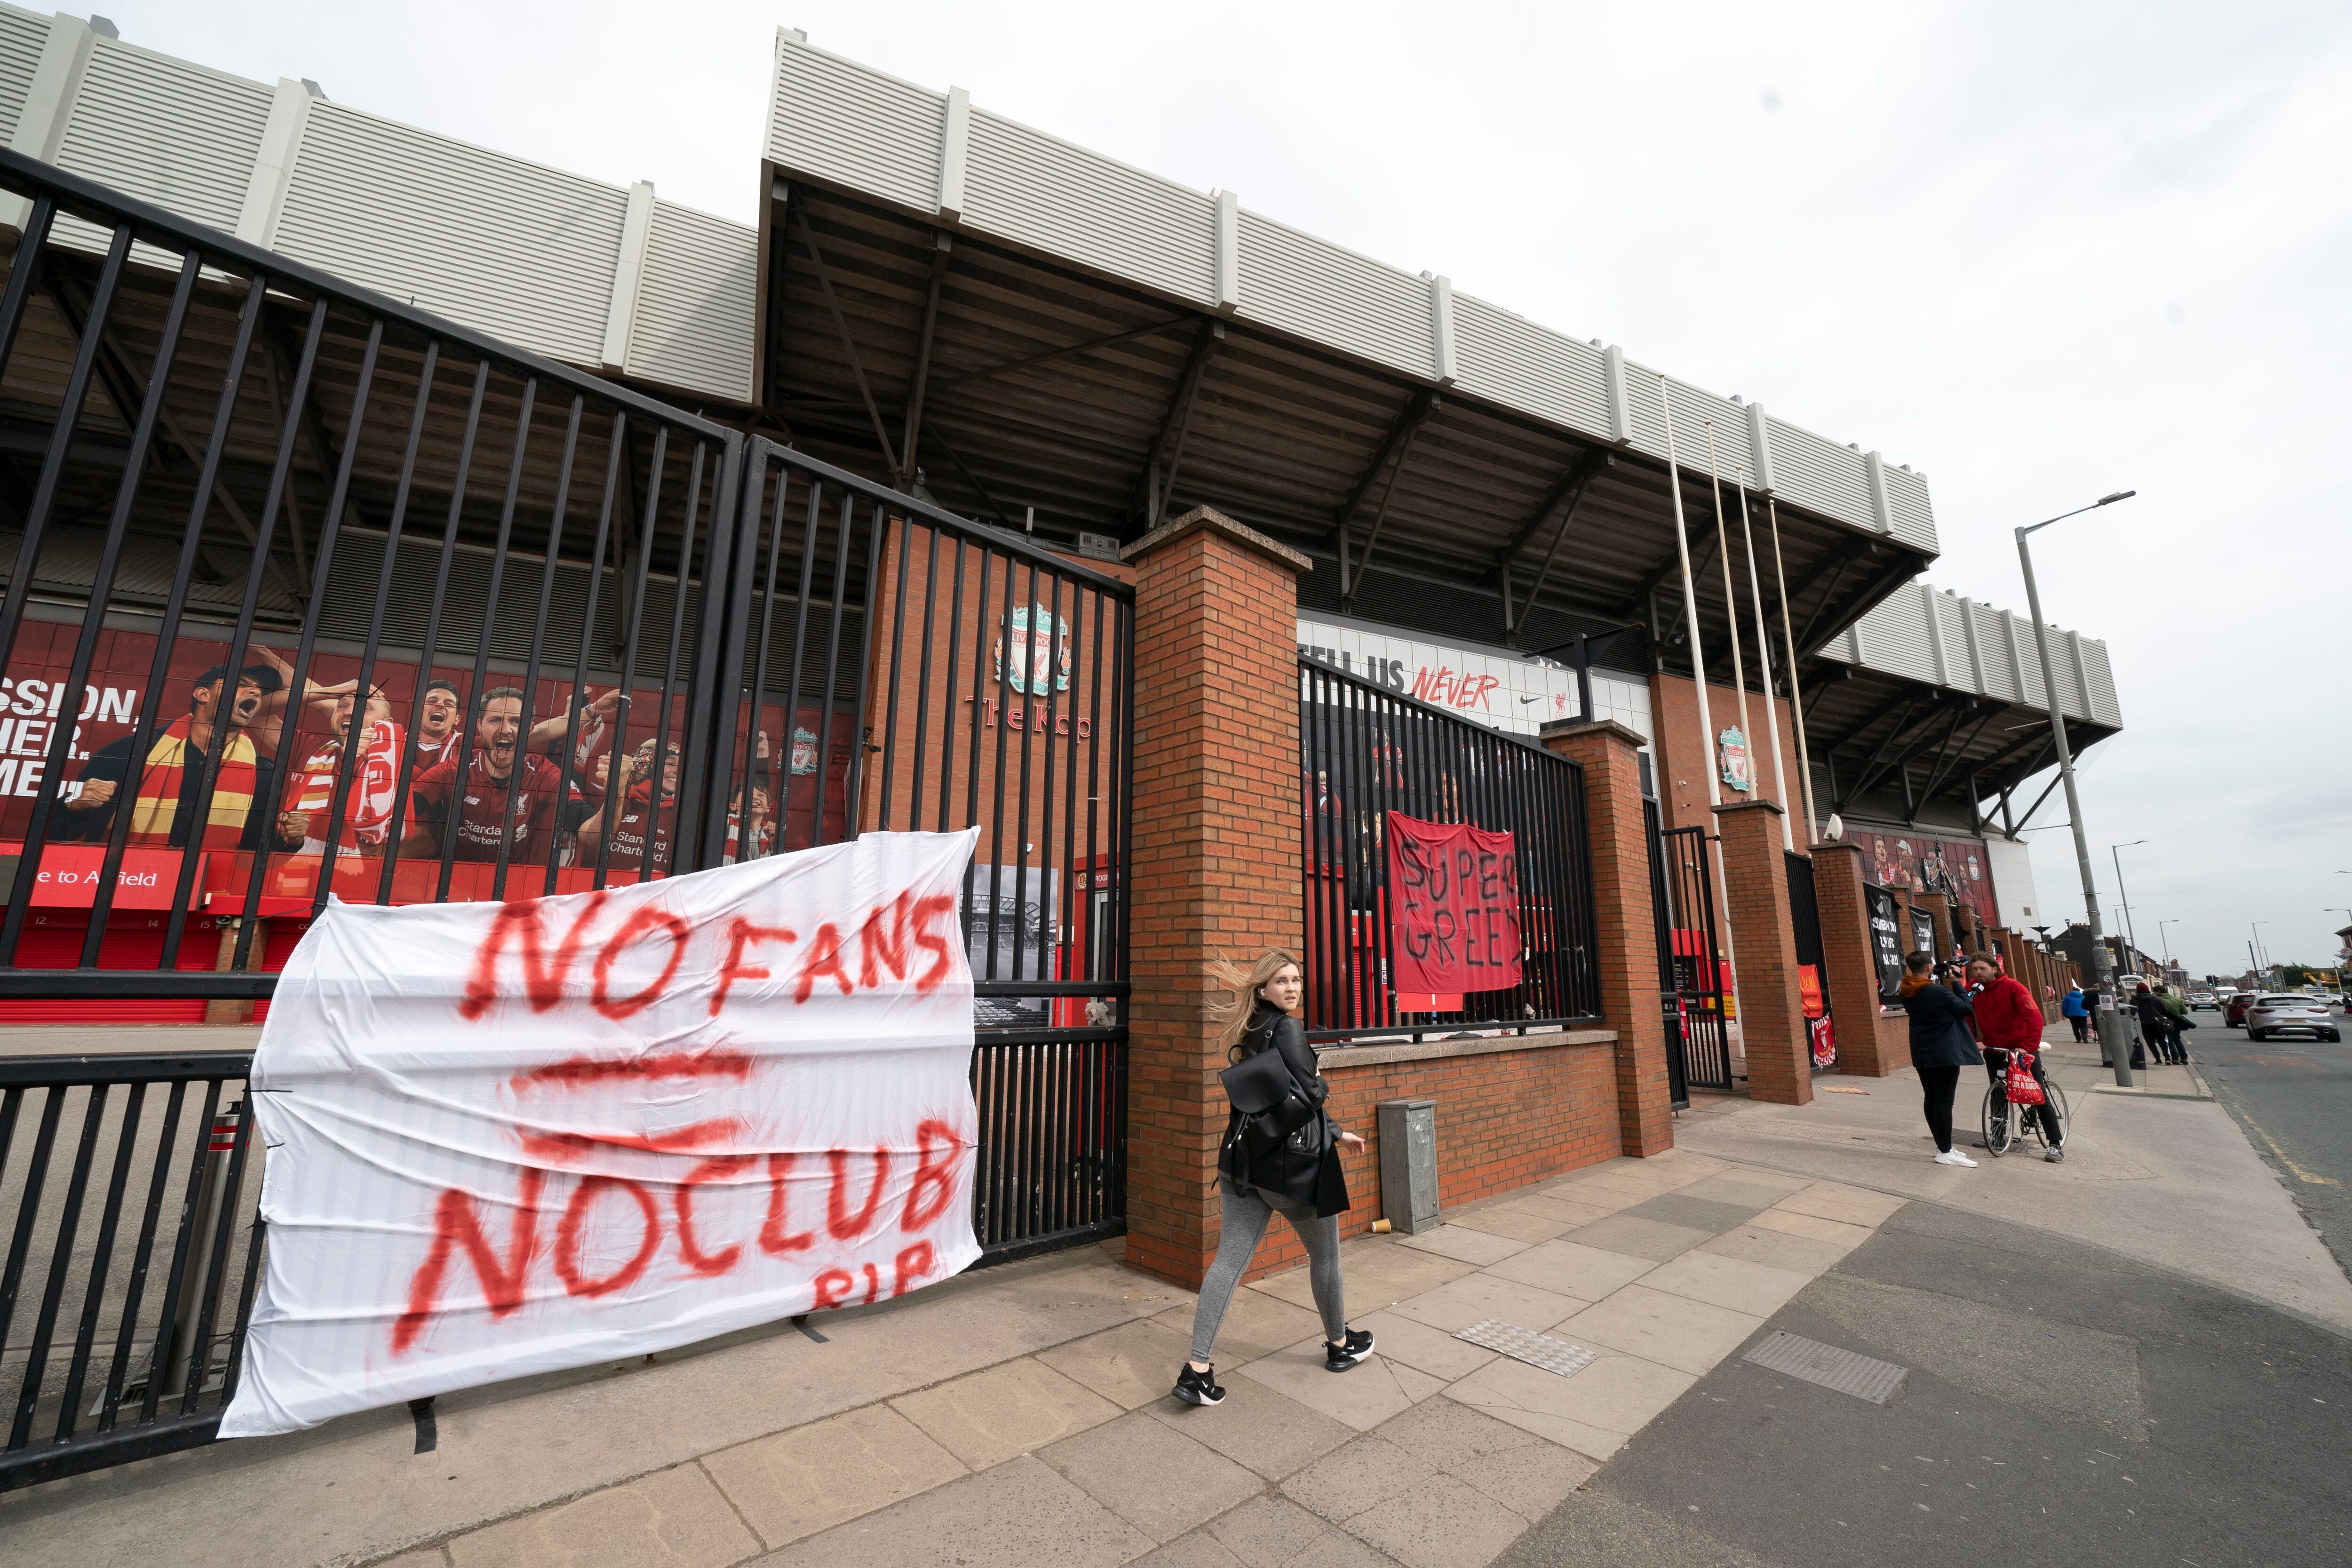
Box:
left=1972, top=974, right=2045, bottom=1053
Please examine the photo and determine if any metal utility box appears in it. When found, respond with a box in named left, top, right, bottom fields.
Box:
left=1377, top=1099, right=1439, bottom=1235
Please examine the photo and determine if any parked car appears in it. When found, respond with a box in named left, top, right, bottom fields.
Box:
left=2189, top=990, right=2218, bottom=1010
left=2225, top=993, right=2257, bottom=1028
left=2246, top=995, right=2342, bottom=1043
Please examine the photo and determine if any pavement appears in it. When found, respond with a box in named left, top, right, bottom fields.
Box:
left=7, top=1019, right=2347, bottom=1568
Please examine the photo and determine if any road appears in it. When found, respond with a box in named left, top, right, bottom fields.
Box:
left=2191, top=1001, right=2352, bottom=1278
left=1501, top=1198, right=2352, bottom=1568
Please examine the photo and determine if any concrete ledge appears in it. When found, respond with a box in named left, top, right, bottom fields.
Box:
left=1315, top=1027, right=1615, bottom=1069
left=1121, top=503, right=1311, bottom=573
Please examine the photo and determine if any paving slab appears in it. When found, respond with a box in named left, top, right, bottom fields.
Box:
left=1764, top=1181, right=1907, bottom=1227
left=1743, top=1206, right=1873, bottom=1251
left=1634, top=1249, right=1815, bottom=1319
left=1338, top=1469, right=1535, bottom=1568
left=1349, top=1308, right=1499, bottom=1382
left=1554, top=1284, right=1765, bottom=1377
left=445, top=1462, right=759, bottom=1568
left=1038, top=1408, right=1265, bottom=1544
left=1203, top=1493, right=1406, bottom=1568
left=1281, top=1433, right=1439, bottom=1527
left=1484, top=1238, right=1656, bottom=1301
left=1696, top=1221, right=1850, bottom=1277
left=1154, top=1283, right=1328, bottom=1361
left=1393, top=1223, right=1530, bottom=1266
left=1041, top=1315, right=1201, bottom=1410
left=1447, top=1352, right=1696, bottom=1461
left=1618, top=1192, right=1772, bottom=1234
left=1562, top=1213, right=1716, bottom=1262
left=1144, top=1373, right=1356, bottom=1479
left=1237, top=1337, right=1447, bottom=1429
left=1372, top=1394, right=1596, bottom=1519
left=701, top=1402, right=966, bottom=1550
left=749, top=1453, right=1152, bottom=1568
left=1387, top=1271, right=1589, bottom=1335
left=1442, top=1203, right=1571, bottom=1244
left=889, top=1355, right=1121, bottom=1471
left=1492, top=1193, right=1620, bottom=1229
left=1133, top=1531, right=1250, bottom=1568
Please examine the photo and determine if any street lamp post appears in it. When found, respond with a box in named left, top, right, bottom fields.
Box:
left=2017, top=489, right=2136, bottom=1086
left=2157, top=918, right=2179, bottom=977
left=2112, top=840, right=2148, bottom=986
left=2252, top=921, right=2271, bottom=984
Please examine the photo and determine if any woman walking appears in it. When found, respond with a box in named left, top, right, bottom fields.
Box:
left=1899, top=950, right=1983, bottom=1166
left=1176, top=950, right=1374, bottom=1408
left=2061, top=983, right=2090, bottom=1044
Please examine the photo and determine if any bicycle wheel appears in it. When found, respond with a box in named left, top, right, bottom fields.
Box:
left=1981, top=1086, right=2015, bottom=1156
left=2030, top=1082, right=2070, bottom=1149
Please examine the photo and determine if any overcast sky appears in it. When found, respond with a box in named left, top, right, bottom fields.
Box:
left=111, top=0, right=2352, bottom=977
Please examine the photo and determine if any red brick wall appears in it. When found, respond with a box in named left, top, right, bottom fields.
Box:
left=1648, top=672, right=1805, bottom=838
left=1239, top=1037, right=1622, bottom=1280
left=1715, top=800, right=1810, bottom=1105
left=1811, top=840, right=1905, bottom=1076
left=1122, top=509, right=1309, bottom=1289
left=1542, top=720, right=1675, bottom=1155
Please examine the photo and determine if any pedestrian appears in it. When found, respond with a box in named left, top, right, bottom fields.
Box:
left=2155, top=984, right=2193, bottom=1065
left=1968, top=957, right=2065, bottom=1161
left=1900, top=950, right=1983, bottom=1167
left=2060, top=983, right=2090, bottom=1044
left=2131, top=983, right=2173, bottom=1069
left=1175, top=950, right=1374, bottom=1408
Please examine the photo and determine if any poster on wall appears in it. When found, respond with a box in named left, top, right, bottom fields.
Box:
left=1867, top=885, right=1905, bottom=1000
left=1853, top=827, right=1995, bottom=924
left=1717, top=726, right=1752, bottom=793
left=1383, top=812, right=1522, bottom=998
left=1910, top=906, right=1937, bottom=960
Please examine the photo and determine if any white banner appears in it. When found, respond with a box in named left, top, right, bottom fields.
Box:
left=221, top=828, right=981, bottom=1439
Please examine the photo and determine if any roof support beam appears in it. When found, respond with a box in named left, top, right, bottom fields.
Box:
left=2009, top=768, right=2066, bottom=833
left=1794, top=539, right=1871, bottom=650
left=933, top=315, right=1193, bottom=395
left=1845, top=698, right=1971, bottom=808
left=1805, top=550, right=1917, bottom=660
left=1819, top=689, right=1915, bottom=756
left=895, top=231, right=953, bottom=491
left=1341, top=392, right=1436, bottom=612
left=1133, top=319, right=1224, bottom=530
left=1498, top=450, right=1609, bottom=642
left=1915, top=704, right=1998, bottom=806
left=1328, top=389, right=1437, bottom=552
left=793, top=207, right=900, bottom=477
left=1832, top=697, right=1919, bottom=811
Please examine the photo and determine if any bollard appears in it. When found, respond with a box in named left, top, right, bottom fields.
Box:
left=1376, top=1099, right=1438, bottom=1235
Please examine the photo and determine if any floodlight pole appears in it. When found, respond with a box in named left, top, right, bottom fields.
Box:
left=2017, top=490, right=2136, bottom=1086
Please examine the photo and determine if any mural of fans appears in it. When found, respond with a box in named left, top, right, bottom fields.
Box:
left=55, top=663, right=294, bottom=851
left=278, top=681, right=402, bottom=859
left=591, top=735, right=679, bottom=879
left=404, top=686, right=601, bottom=866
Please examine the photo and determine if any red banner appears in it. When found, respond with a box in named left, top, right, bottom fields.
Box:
left=1383, top=812, right=1521, bottom=998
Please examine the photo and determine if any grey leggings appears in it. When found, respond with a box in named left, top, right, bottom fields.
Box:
left=1189, top=1183, right=1346, bottom=1362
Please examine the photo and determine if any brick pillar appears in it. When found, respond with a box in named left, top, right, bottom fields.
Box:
left=1541, top=719, right=1673, bottom=1157
left=1120, top=506, right=1309, bottom=1289
left=1713, top=799, right=1809, bottom=1105
left=1809, top=841, right=1898, bottom=1077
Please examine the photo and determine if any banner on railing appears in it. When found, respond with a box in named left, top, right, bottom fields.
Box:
left=219, top=828, right=981, bottom=1439
left=1383, top=812, right=1521, bottom=998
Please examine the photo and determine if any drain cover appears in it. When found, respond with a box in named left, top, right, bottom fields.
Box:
left=1456, top=1319, right=1598, bottom=1376
left=1742, top=1331, right=1907, bottom=1403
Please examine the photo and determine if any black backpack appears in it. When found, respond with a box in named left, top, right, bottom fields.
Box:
left=1220, top=1021, right=1322, bottom=1162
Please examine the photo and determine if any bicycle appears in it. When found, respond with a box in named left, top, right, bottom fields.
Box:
left=1980, top=1049, right=2069, bottom=1157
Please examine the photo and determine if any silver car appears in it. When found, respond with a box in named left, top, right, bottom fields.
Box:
left=2245, top=994, right=2341, bottom=1043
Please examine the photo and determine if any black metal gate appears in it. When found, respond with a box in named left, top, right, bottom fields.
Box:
left=1645, top=798, right=1688, bottom=1109
left=1652, top=820, right=1732, bottom=1091
left=1295, top=655, right=1600, bottom=1043
left=1785, top=850, right=1830, bottom=1071
left=0, top=153, right=1132, bottom=1487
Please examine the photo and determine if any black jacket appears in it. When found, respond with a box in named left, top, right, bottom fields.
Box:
left=1217, top=1006, right=1350, bottom=1218
left=1900, top=976, right=1985, bottom=1069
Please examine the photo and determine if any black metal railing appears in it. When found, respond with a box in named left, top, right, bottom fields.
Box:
left=726, top=440, right=1133, bottom=1259
left=0, top=1051, right=258, bottom=1490
left=1645, top=797, right=1690, bottom=1110
left=0, top=150, right=742, bottom=1007
left=1653, top=822, right=1733, bottom=1090
left=1785, top=850, right=1831, bottom=1071
left=1296, top=655, right=1600, bottom=1044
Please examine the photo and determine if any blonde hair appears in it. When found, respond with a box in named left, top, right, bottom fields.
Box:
left=1211, top=949, right=1302, bottom=1060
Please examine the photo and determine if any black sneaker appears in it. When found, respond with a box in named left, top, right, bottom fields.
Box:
left=1173, top=1362, right=1224, bottom=1406
left=1325, top=1328, right=1375, bottom=1371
